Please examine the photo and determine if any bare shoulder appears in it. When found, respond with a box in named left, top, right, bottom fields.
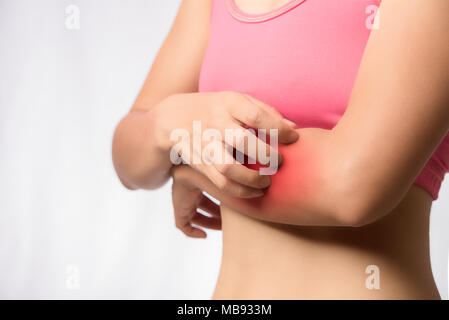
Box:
left=176, top=0, right=213, bottom=22
left=132, top=0, right=213, bottom=110
left=378, top=0, right=449, bottom=24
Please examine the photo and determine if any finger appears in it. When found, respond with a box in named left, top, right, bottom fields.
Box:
left=203, top=139, right=272, bottom=188
left=198, top=195, right=221, bottom=217
left=172, top=179, right=201, bottom=212
left=191, top=212, right=222, bottom=230
left=242, top=94, right=300, bottom=141
left=213, top=161, right=271, bottom=189
left=172, top=180, right=206, bottom=238
left=221, top=124, right=284, bottom=169
left=173, top=205, right=211, bottom=237
left=201, top=120, right=283, bottom=170
left=179, top=222, right=207, bottom=238
left=213, top=121, right=279, bottom=163
left=226, top=93, right=299, bottom=144
left=243, top=94, right=299, bottom=130
left=203, top=164, right=265, bottom=198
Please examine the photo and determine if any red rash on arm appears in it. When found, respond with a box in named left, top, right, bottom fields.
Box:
left=214, top=1, right=449, bottom=227
left=220, top=129, right=337, bottom=226
left=243, top=145, right=316, bottom=209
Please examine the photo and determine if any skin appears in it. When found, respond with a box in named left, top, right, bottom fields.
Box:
left=112, top=0, right=299, bottom=193
left=113, top=0, right=449, bottom=298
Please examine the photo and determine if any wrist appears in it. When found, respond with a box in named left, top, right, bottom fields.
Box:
left=148, top=94, right=180, bottom=154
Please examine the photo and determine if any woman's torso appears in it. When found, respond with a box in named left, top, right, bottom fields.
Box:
left=215, top=187, right=438, bottom=299
left=199, top=0, right=442, bottom=299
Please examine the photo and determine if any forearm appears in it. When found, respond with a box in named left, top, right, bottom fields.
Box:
left=173, top=128, right=350, bottom=227
left=223, top=128, right=361, bottom=227
left=240, top=0, right=449, bottom=226
left=112, top=107, right=172, bottom=190
left=231, top=128, right=344, bottom=226
left=227, top=126, right=444, bottom=227
left=174, top=125, right=434, bottom=228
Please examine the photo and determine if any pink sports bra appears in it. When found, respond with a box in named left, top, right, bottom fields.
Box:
left=199, top=0, right=449, bottom=200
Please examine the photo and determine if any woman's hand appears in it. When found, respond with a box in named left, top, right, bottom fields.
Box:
left=113, top=0, right=300, bottom=193
left=171, top=166, right=221, bottom=238
left=169, top=129, right=339, bottom=227
left=152, top=91, right=299, bottom=198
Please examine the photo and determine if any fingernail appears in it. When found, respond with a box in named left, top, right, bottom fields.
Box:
left=264, top=176, right=272, bottom=187
left=254, top=190, right=264, bottom=197
left=289, top=130, right=299, bottom=141
left=260, top=176, right=271, bottom=188
left=283, top=118, right=298, bottom=129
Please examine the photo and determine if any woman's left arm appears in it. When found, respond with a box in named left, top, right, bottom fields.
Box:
left=317, top=0, right=449, bottom=225
left=171, top=0, right=449, bottom=228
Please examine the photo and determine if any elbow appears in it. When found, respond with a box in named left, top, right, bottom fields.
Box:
left=111, top=110, right=170, bottom=191
left=112, top=135, right=169, bottom=191
left=336, top=192, right=404, bottom=228
left=117, top=175, right=138, bottom=191
left=326, top=151, right=402, bottom=228
left=112, top=143, right=166, bottom=191
left=331, top=176, right=396, bottom=228
left=112, top=120, right=134, bottom=190
left=111, top=118, right=148, bottom=191
left=334, top=197, right=381, bottom=228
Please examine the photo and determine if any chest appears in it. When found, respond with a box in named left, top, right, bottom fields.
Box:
left=199, top=0, right=380, bottom=128
left=233, top=0, right=294, bottom=14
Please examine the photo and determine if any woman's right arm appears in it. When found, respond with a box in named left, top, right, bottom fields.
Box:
left=112, top=0, right=299, bottom=192
left=112, top=0, right=212, bottom=190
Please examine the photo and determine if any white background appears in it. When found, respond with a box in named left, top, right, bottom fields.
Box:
left=0, top=0, right=447, bottom=299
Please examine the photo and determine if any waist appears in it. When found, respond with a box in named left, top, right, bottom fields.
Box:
left=214, top=185, right=440, bottom=299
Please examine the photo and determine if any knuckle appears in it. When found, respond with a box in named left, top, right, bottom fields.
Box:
left=221, top=91, right=239, bottom=105
left=217, top=179, right=231, bottom=192
left=266, top=104, right=278, bottom=114
left=235, top=185, right=253, bottom=198
left=215, top=163, right=232, bottom=176
left=234, top=187, right=246, bottom=197
left=245, top=109, right=262, bottom=127
left=225, top=91, right=240, bottom=100
left=221, top=181, right=231, bottom=193
left=234, top=128, right=253, bottom=148
left=213, top=175, right=227, bottom=190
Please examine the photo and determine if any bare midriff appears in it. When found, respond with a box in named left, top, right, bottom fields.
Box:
left=213, top=185, right=440, bottom=299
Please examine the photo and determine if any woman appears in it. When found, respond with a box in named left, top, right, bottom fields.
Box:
left=112, top=0, right=449, bottom=299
